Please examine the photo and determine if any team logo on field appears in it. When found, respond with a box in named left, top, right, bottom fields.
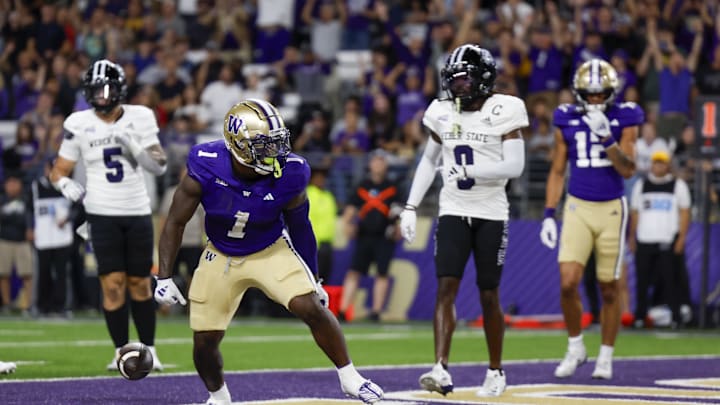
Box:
left=205, top=251, right=216, bottom=261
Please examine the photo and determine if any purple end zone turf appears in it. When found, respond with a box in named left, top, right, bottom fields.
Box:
left=0, top=357, right=718, bottom=404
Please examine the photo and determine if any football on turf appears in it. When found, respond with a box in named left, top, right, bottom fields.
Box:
left=117, top=342, right=154, bottom=380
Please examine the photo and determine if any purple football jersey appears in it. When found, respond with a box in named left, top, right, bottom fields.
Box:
left=554, top=102, right=645, bottom=202
left=186, top=140, right=310, bottom=256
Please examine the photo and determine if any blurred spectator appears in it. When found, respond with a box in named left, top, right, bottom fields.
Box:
left=0, top=172, right=34, bottom=315
left=254, top=0, right=295, bottom=63
left=338, top=150, right=401, bottom=322
left=342, top=0, right=377, bottom=50
left=77, top=7, right=109, bottom=61
left=157, top=0, right=187, bottom=37
left=12, top=55, right=46, bottom=119
left=294, top=109, right=333, bottom=157
left=31, top=160, right=78, bottom=317
left=647, top=18, right=703, bottom=143
left=10, top=122, right=43, bottom=181
left=20, top=90, right=55, bottom=130
left=610, top=50, right=637, bottom=103
left=35, top=4, right=66, bottom=62
left=527, top=117, right=554, bottom=161
left=635, top=123, right=670, bottom=178
left=330, top=95, right=367, bottom=142
left=215, top=0, right=253, bottom=60
left=498, top=0, right=534, bottom=39
left=200, top=63, right=243, bottom=133
left=391, top=66, right=429, bottom=156
left=332, top=108, right=370, bottom=155
left=278, top=46, right=331, bottom=111
left=629, top=151, right=691, bottom=329
left=132, top=38, right=157, bottom=76
left=367, top=92, right=399, bottom=153
left=186, top=0, right=218, bottom=50
left=0, top=74, right=10, bottom=119
left=517, top=25, right=564, bottom=111
left=696, top=45, right=720, bottom=95
left=137, top=52, right=192, bottom=87
left=174, top=84, right=210, bottom=132
left=306, top=165, right=338, bottom=283
left=302, top=0, right=347, bottom=63
left=154, top=58, right=188, bottom=119
left=163, top=115, right=198, bottom=186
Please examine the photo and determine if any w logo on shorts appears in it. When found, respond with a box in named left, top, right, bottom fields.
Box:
left=205, top=251, right=216, bottom=262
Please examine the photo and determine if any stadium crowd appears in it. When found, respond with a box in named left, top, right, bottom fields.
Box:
left=0, top=0, right=718, bottom=317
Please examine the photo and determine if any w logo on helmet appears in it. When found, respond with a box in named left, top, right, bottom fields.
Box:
left=226, top=115, right=244, bottom=135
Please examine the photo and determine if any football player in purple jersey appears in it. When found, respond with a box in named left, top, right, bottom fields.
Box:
left=540, top=59, right=644, bottom=380
left=154, top=99, right=383, bottom=405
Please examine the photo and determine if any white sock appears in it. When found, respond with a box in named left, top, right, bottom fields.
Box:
left=209, top=383, right=231, bottom=402
left=568, top=334, right=584, bottom=351
left=337, top=362, right=365, bottom=393
left=598, top=345, right=614, bottom=362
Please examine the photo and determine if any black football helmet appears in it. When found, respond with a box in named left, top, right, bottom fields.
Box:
left=82, top=59, right=127, bottom=114
left=441, top=44, right=497, bottom=108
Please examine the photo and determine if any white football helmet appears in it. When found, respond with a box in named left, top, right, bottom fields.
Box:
left=223, top=99, right=291, bottom=177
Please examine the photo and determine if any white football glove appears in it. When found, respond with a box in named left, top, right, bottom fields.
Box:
left=55, top=176, right=85, bottom=202
left=540, top=217, right=558, bottom=249
left=582, top=110, right=611, bottom=138
left=399, top=208, right=417, bottom=243
left=316, top=278, right=329, bottom=308
left=154, top=277, right=187, bottom=306
left=446, top=165, right=467, bottom=184
left=114, top=132, right=143, bottom=156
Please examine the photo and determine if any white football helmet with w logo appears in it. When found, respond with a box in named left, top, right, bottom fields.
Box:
left=223, top=99, right=291, bottom=177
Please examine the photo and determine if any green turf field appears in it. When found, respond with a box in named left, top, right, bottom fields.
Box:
left=0, top=315, right=718, bottom=380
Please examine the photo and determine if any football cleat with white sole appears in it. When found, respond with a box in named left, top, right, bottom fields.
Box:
left=419, top=362, right=454, bottom=395
left=476, top=368, right=506, bottom=397
left=148, top=346, right=163, bottom=371
left=342, top=379, right=384, bottom=404
left=205, top=399, right=231, bottom=405
left=0, top=361, right=17, bottom=374
left=592, top=359, right=612, bottom=379
left=554, top=347, right=587, bottom=378
left=106, top=348, right=120, bottom=371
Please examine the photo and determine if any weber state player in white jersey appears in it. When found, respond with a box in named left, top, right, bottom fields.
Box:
left=400, top=45, right=528, bottom=398
left=50, top=59, right=167, bottom=371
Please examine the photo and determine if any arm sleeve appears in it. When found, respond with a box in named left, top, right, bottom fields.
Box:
left=135, top=150, right=167, bottom=176
left=464, top=138, right=525, bottom=179
left=406, top=136, right=442, bottom=207
left=284, top=199, right=319, bottom=275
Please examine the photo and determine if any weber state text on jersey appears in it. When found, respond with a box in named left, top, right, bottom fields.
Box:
left=422, top=94, right=528, bottom=220
left=60, top=105, right=160, bottom=216
left=554, top=102, right=644, bottom=201
left=187, top=140, right=309, bottom=256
